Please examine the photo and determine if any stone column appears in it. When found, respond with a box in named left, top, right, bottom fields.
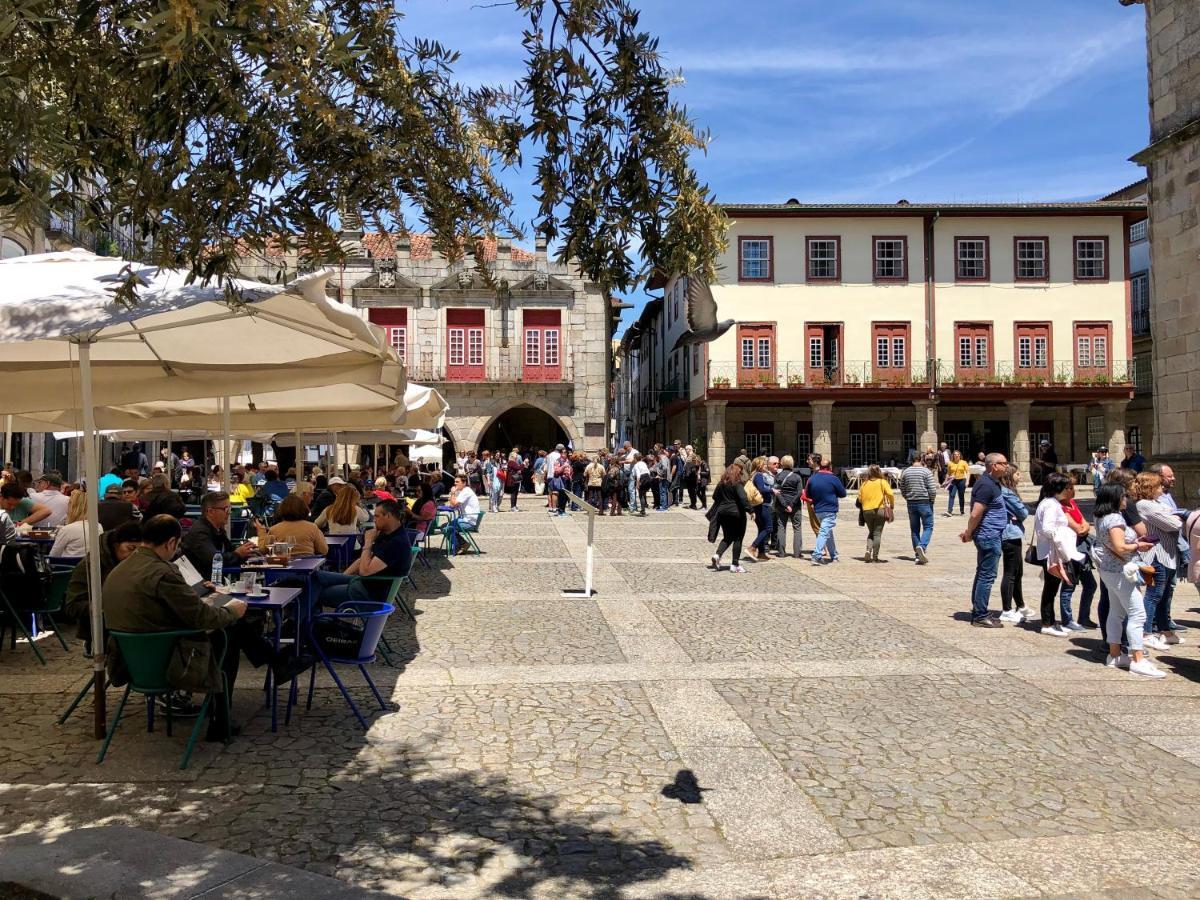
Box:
left=705, top=401, right=728, bottom=475
left=1102, top=399, right=1129, bottom=460
left=913, top=399, right=938, bottom=454
left=1006, top=399, right=1032, bottom=481
left=811, top=400, right=834, bottom=465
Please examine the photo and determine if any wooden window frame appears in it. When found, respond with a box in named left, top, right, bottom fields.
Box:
left=736, top=322, right=776, bottom=386
left=872, top=235, right=908, bottom=283
left=1073, top=236, right=1110, bottom=282
left=1013, top=321, right=1052, bottom=375
left=1073, top=321, right=1113, bottom=377
left=805, top=235, right=841, bottom=283
left=871, top=321, right=911, bottom=378
left=954, top=236, right=990, bottom=283
left=738, top=236, right=774, bottom=283
left=953, top=322, right=993, bottom=376
left=1013, top=236, right=1049, bottom=283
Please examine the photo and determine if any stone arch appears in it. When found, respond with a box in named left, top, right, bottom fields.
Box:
left=466, top=397, right=581, bottom=454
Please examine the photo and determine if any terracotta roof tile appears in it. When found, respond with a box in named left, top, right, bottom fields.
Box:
left=361, top=232, right=534, bottom=262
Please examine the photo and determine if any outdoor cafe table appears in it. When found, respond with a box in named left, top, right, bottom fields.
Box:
left=209, top=585, right=302, bottom=733
left=240, top=556, right=327, bottom=649
left=324, top=533, right=358, bottom=571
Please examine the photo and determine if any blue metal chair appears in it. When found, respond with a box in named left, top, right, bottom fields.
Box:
left=302, top=601, right=394, bottom=729
left=97, top=629, right=229, bottom=770
left=440, top=510, right=485, bottom=555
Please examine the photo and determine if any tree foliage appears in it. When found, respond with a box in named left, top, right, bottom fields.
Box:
left=0, top=0, right=726, bottom=294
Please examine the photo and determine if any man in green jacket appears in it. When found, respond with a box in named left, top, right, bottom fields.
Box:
left=103, top=514, right=306, bottom=742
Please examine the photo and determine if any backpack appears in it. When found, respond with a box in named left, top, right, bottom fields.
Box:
left=0, top=543, right=53, bottom=603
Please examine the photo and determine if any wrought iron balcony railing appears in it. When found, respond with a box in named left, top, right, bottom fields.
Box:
left=707, top=360, right=1133, bottom=390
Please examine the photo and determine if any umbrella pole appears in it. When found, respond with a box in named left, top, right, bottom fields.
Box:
left=294, top=429, right=302, bottom=480
left=3, top=414, right=11, bottom=467
left=332, top=431, right=339, bottom=479
left=221, top=398, right=232, bottom=536
left=78, top=341, right=108, bottom=738
left=166, top=430, right=173, bottom=486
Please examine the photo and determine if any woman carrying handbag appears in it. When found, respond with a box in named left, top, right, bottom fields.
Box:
left=858, top=464, right=894, bottom=563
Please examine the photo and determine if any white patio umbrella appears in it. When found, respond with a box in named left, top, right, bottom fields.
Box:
left=408, top=444, right=444, bottom=464
left=0, top=249, right=399, bottom=736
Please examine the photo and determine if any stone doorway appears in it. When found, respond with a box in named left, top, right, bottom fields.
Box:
left=478, top=405, right=570, bottom=455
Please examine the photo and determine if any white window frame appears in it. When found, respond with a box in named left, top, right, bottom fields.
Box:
left=1015, top=238, right=1047, bottom=280
left=891, top=336, right=905, bottom=368
left=739, top=238, right=771, bottom=280
left=808, top=337, right=823, bottom=370
left=388, top=326, right=407, bottom=362
left=874, top=238, right=904, bottom=280
left=448, top=327, right=465, bottom=366
left=956, top=238, right=987, bottom=280
left=958, top=337, right=972, bottom=369
left=807, top=238, right=838, bottom=280
left=974, top=337, right=988, bottom=369
left=544, top=328, right=560, bottom=366
left=1130, top=220, right=1147, bottom=243
left=467, top=327, right=484, bottom=366
left=756, top=337, right=771, bottom=369
left=525, top=328, right=541, bottom=366
left=1074, top=238, right=1107, bottom=280
left=741, top=337, right=755, bottom=369
left=1077, top=336, right=1092, bottom=368
left=876, top=336, right=890, bottom=369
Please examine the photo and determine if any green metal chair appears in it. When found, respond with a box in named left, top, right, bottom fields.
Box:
left=97, top=629, right=229, bottom=770
left=440, top=510, right=485, bottom=555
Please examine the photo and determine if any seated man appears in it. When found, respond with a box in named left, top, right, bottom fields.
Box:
left=103, top=515, right=308, bottom=741
left=180, top=491, right=259, bottom=577
left=313, top=499, right=412, bottom=608
left=1, top=481, right=50, bottom=526
left=445, top=475, right=481, bottom=552
left=30, top=473, right=71, bottom=527
left=257, top=469, right=290, bottom=503
left=98, top=483, right=138, bottom=530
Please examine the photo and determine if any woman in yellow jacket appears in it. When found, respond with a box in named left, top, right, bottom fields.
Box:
left=859, top=464, right=895, bottom=563
left=944, top=450, right=970, bottom=516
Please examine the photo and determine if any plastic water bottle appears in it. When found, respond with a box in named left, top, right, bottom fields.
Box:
left=211, top=552, right=223, bottom=585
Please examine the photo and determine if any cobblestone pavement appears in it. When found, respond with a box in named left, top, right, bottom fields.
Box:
left=4, top=496, right=1200, bottom=898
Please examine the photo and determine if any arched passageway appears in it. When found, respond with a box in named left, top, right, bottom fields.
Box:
left=478, top=405, right=571, bottom=455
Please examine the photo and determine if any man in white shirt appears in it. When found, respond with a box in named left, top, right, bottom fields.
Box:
left=631, top=453, right=651, bottom=518
left=544, top=444, right=564, bottom=513
left=31, top=473, right=70, bottom=527
left=622, top=441, right=640, bottom=511
left=446, top=475, right=481, bottom=553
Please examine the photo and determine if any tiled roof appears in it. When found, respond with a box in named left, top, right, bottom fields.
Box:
left=720, top=200, right=1146, bottom=214
left=362, top=232, right=536, bottom=262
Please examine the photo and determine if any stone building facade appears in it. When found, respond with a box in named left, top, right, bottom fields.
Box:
left=236, top=232, right=616, bottom=460
left=1122, top=0, right=1200, bottom=497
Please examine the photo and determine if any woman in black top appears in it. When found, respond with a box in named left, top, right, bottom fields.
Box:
left=709, top=463, right=750, bottom=573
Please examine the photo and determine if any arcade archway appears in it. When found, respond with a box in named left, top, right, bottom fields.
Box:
left=478, top=404, right=571, bottom=455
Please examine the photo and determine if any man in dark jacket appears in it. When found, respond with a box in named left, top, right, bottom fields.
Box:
left=772, top=455, right=807, bottom=558
left=98, top=484, right=138, bottom=531
left=180, top=491, right=258, bottom=578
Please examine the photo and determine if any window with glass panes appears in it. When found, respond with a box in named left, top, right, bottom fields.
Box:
left=1074, top=237, right=1108, bottom=280
left=1015, top=322, right=1050, bottom=373
left=873, top=237, right=906, bottom=281
left=806, top=237, right=840, bottom=281
left=1130, top=220, right=1147, bottom=243
left=1075, top=322, right=1110, bottom=374
left=739, top=237, right=772, bottom=281
left=955, top=238, right=988, bottom=280
left=954, top=323, right=992, bottom=374
left=872, top=322, right=909, bottom=376
left=1087, top=416, right=1104, bottom=451
left=1014, top=237, right=1048, bottom=281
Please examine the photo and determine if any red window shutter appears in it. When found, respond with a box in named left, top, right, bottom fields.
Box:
left=446, top=309, right=485, bottom=380
left=736, top=323, right=775, bottom=386
left=523, top=309, right=562, bottom=382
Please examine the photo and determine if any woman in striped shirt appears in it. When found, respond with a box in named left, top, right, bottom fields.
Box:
left=1135, top=472, right=1184, bottom=652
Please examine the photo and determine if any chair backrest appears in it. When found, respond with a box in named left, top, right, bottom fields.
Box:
left=355, top=604, right=394, bottom=661
left=112, top=629, right=201, bottom=693
left=42, top=568, right=73, bottom=614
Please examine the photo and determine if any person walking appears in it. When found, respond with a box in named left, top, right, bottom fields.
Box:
left=858, top=464, right=894, bottom=563
left=959, top=452, right=1009, bottom=628
left=604, top=457, right=623, bottom=516
left=773, top=455, right=806, bottom=558
left=1093, top=483, right=1164, bottom=678
left=696, top=455, right=711, bottom=510
left=900, top=454, right=937, bottom=564
left=1135, top=471, right=1185, bottom=650
left=505, top=452, right=523, bottom=511
left=806, top=460, right=846, bottom=565
left=748, top=456, right=776, bottom=561
left=943, top=450, right=968, bottom=516
left=1033, top=472, right=1087, bottom=637
left=997, top=466, right=1034, bottom=623
left=709, top=463, right=750, bottom=573
left=584, top=454, right=605, bottom=510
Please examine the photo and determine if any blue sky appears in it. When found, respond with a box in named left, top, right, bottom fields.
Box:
left=398, top=0, right=1150, bottom=327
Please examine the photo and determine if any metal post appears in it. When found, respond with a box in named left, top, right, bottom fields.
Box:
left=294, top=429, right=303, bottom=479
left=79, top=342, right=108, bottom=738
left=3, top=414, right=11, bottom=468
left=221, top=397, right=232, bottom=536
left=559, top=488, right=598, bottom=598
left=332, top=431, right=340, bottom=478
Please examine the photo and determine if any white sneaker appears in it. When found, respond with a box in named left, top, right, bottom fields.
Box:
left=1040, top=625, right=1069, bottom=637
left=1143, top=635, right=1170, bottom=652
left=1105, top=653, right=1131, bottom=669
left=730, top=565, right=747, bottom=574
left=915, top=546, right=928, bottom=564
left=1129, top=658, right=1166, bottom=679
left=864, top=543, right=874, bottom=562
left=710, top=554, right=720, bottom=570
left=1019, top=607, right=1037, bottom=622
left=1163, top=632, right=1184, bottom=645
left=999, top=610, right=1021, bottom=623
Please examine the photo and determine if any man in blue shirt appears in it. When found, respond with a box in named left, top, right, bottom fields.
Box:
left=960, top=453, right=1009, bottom=627
left=1120, top=445, right=1145, bottom=473
left=805, top=460, right=847, bottom=565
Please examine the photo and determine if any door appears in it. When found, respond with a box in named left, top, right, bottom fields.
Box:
left=737, top=323, right=776, bottom=387
left=744, top=421, right=774, bottom=459
left=806, top=323, right=842, bottom=384
left=1014, top=322, right=1050, bottom=380
left=1029, top=419, right=1053, bottom=465
left=523, top=309, right=562, bottom=382
left=446, top=309, right=485, bottom=381
left=942, top=421, right=972, bottom=456
left=367, top=308, right=408, bottom=363
left=848, top=421, right=880, bottom=467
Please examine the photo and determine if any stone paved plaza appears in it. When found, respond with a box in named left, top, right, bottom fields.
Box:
left=4, top=497, right=1200, bottom=898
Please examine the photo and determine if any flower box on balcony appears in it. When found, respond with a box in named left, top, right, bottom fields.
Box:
left=786, top=374, right=804, bottom=387
left=712, top=376, right=731, bottom=389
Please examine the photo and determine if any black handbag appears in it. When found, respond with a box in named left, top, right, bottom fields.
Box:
left=167, top=636, right=222, bottom=693
left=1024, top=539, right=1039, bottom=565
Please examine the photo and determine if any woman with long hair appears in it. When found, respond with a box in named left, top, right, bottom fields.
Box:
left=1033, top=472, right=1089, bottom=636
left=256, top=493, right=328, bottom=555
left=709, top=463, right=750, bottom=573
left=944, top=449, right=969, bottom=516
left=997, top=466, right=1033, bottom=623
left=858, top=463, right=894, bottom=563
left=1093, top=483, right=1163, bottom=678
left=748, top=456, right=775, bottom=561
left=409, top=480, right=437, bottom=534
left=1097, top=468, right=1146, bottom=644
left=50, top=489, right=99, bottom=558
left=315, top=483, right=370, bottom=534
left=1135, top=471, right=1184, bottom=651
